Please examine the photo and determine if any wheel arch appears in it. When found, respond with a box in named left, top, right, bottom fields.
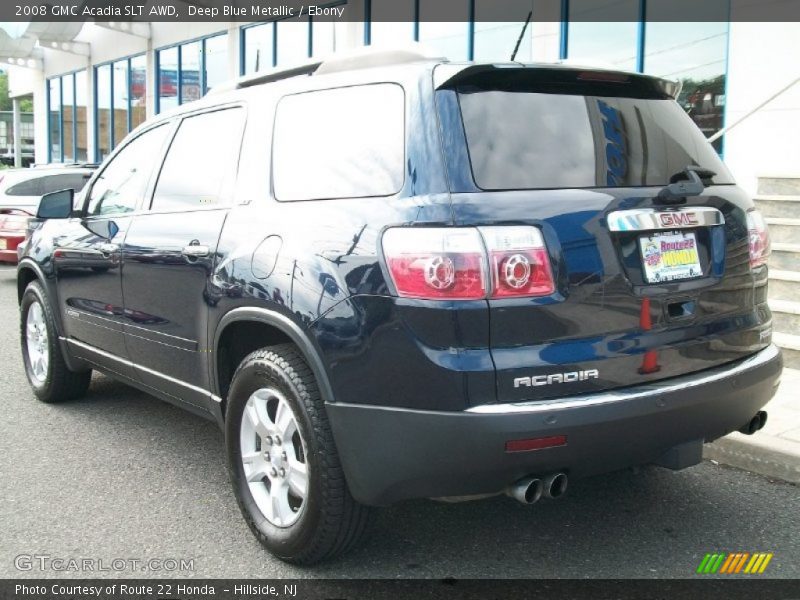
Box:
left=16, top=259, right=46, bottom=304
left=213, top=307, right=336, bottom=417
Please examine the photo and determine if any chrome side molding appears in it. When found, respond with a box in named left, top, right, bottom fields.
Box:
left=606, top=207, right=725, bottom=232
left=61, top=337, right=222, bottom=403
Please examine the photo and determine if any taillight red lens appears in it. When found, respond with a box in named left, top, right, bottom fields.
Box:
left=746, top=210, right=771, bottom=268
left=382, top=226, right=555, bottom=300
left=481, top=226, right=554, bottom=298
left=382, top=228, right=487, bottom=299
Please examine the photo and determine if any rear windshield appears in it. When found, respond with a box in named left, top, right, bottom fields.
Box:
left=457, top=90, right=734, bottom=190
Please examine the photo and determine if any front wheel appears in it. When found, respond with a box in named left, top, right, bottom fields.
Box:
left=225, top=344, right=370, bottom=565
left=20, top=280, right=91, bottom=403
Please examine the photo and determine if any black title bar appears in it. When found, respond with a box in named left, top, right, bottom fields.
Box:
left=3, top=0, right=800, bottom=22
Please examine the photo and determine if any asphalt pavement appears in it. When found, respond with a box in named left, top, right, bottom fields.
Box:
left=0, top=264, right=798, bottom=579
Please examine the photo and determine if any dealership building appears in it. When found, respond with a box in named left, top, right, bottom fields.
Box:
left=0, top=2, right=797, bottom=197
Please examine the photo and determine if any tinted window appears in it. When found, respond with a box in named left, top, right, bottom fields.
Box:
left=5, top=172, right=88, bottom=197
left=273, top=84, right=405, bottom=201
left=151, top=108, right=245, bottom=211
left=458, top=89, right=734, bottom=190
left=87, top=124, right=170, bottom=216
left=38, top=173, right=92, bottom=194
left=5, top=177, right=42, bottom=197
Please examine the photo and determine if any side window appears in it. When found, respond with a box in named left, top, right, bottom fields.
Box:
left=151, top=108, right=245, bottom=212
left=5, top=178, right=42, bottom=197
left=38, top=173, right=93, bottom=195
left=272, top=83, right=405, bottom=201
left=86, top=124, right=170, bottom=216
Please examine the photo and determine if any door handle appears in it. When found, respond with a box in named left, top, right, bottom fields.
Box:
left=182, top=244, right=210, bottom=258
left=98, top=243, right=119, bottom=256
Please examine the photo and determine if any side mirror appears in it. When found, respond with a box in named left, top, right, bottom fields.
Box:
left=37, top=189, right=74, bottom=219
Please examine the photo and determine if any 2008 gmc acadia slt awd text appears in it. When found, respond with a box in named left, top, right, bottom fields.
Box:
left=17, top=49, right=782, bottom=564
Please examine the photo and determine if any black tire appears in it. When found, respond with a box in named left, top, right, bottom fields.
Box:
left=20, top=280, right=91, bottom=403
left=225, top=343, right=370, bottom=565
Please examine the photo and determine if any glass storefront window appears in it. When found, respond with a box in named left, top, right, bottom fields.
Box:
left=158, top=46, right=179, bottom=112
left=418, top=0, right=470, bottom=59
left=370, top=0, right=416, bottom=46
left=474, top=0, right=535, bottom=62
left=94, top=54, right=147, bottom=161
left=157, top=33, right=229, bottom=112
left=276, top=17, right=310, bottom=66
left=205, top=34, right=228, bottom=91
left=180, top=41, right=202, bottom=104
left=645, top=0, right=729, bottom=151
left=312, top=20, right=336, bottom=57
left=567, top=0, right=639, bottom=71
left=242, top=23, right=274, bottom=74
left=130, top=55, right=147, bottom=130
left=418, top=21, right=470, bottom=61
left=61, top=75, right=74, bottom=162
left=48, top=78, right=61, bottom=162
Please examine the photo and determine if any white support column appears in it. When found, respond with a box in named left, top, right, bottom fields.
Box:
left=12, top=97, right=22, bottom=168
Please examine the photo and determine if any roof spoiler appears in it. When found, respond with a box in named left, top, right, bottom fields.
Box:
left=434, top=63, right=682, bottom=99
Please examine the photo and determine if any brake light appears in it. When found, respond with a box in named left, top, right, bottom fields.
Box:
left=480, top=226, right=554, bottom=298
left=381, top=228, right=486, bottom=300
left=382, top=226, right=554, bottom=300
left=746, top=210, right=770, bottom=268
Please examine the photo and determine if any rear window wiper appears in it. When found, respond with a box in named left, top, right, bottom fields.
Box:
left=656, top=165, right=716, bottom=205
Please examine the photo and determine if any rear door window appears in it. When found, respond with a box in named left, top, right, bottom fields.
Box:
left=272, top=83, right=405, bottom=201
left=457, top=88, right=734, bottom=190
left=151, top=107, right=245, bottom=212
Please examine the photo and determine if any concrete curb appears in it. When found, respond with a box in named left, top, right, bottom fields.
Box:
left=704, top=435, right=800, bottom=484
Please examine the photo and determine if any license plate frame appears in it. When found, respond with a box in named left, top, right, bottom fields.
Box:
left=0, top=238, right=7, bottom=250
left=638, top=230, right=702, bottom=284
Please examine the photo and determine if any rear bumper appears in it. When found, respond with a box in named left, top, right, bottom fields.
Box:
left=0, top=249, right=20, bottom=263
left=0, top=234, right=24, bottom=263
left=327, top=344, right=783, bottom=505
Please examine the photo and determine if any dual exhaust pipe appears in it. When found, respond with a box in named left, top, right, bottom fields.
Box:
left=506, top=472, right=568, bottom=505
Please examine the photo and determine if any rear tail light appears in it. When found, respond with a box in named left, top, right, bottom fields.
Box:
left=381, top=228, right=486, bottom=299
left=0, top=214, right=30, bottom=232
left=480, top=226, right=554, bottom=298
left=382, top=226, right=554, bottom=300
left=746, top=210, right=771, bottom=268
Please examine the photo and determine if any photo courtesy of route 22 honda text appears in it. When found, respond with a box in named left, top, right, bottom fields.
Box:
left=17, top=47, right=782, bottom=565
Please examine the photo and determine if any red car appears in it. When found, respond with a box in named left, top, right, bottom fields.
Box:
left=0, top=166, right=94, bottom=263
left=0, top=208, right=32, bottom=263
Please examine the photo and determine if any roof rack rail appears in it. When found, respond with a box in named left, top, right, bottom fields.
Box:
left=210, top=44, right=445, bottom=95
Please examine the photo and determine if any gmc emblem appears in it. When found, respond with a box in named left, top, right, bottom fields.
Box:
left=659, top=212, right=699, bottom=227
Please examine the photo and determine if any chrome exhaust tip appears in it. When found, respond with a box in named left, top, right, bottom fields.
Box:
left=506, top=476, right=543, bottom=505
left=542, top=472, right=568, bottom=499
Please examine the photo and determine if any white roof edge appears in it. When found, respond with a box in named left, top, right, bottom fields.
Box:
left=315, top=43, right=446, bottom=75
left=209, top=43, right=445, bottom=95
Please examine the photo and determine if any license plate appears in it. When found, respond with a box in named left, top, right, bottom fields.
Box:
left=639, top=230, right=702, bottom=283
left=0, top=238, right=6, bottom=250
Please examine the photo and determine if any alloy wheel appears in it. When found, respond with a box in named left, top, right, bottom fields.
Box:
left=25, top=300, right=49, bottom=384
left=239, top=387, right=309, bottom=527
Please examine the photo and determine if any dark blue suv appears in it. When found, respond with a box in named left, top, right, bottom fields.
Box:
left=17, top=49, right=782, bottom=564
